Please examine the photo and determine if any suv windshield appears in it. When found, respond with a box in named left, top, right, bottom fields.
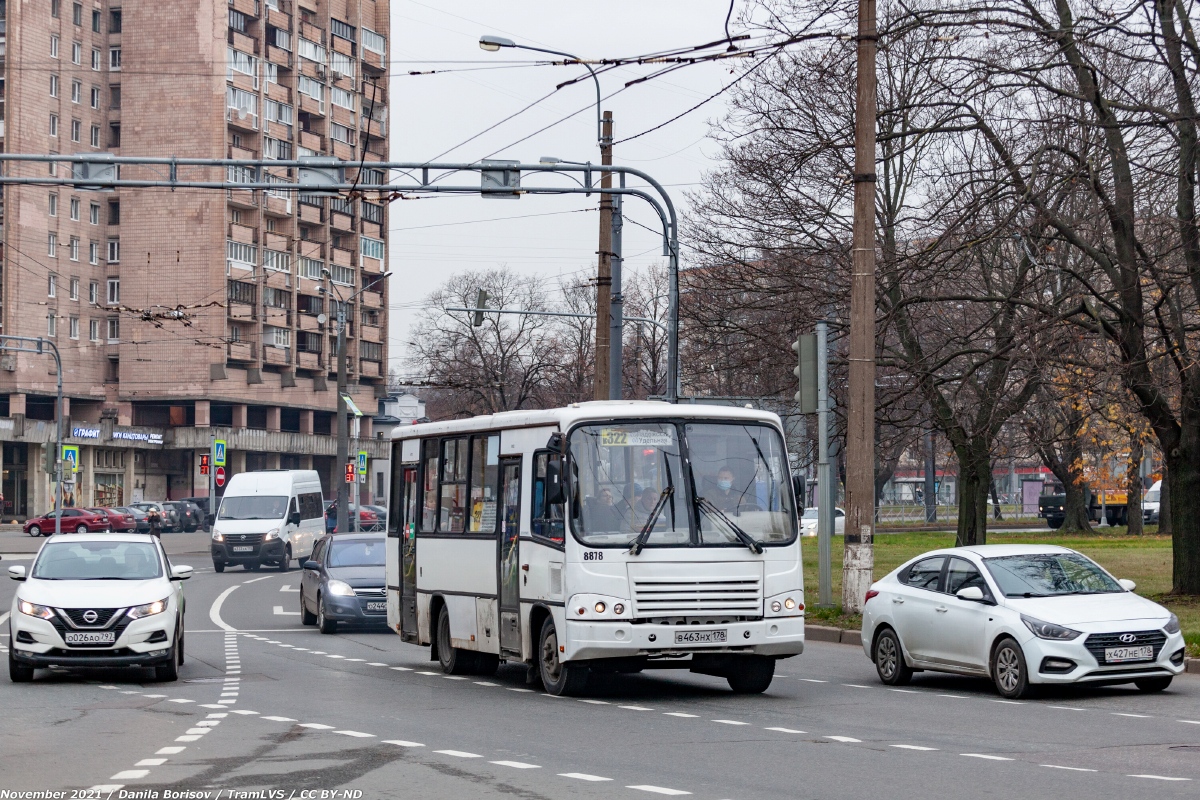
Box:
left=32, top=541, right=163, bottom=580
left=568, top=421, right=796, bottom=548
left=328, top=538, right=385, bottom=567
left=983, top=552, right=1123, bottom=597
left=219, top=495, right=289, bottom=521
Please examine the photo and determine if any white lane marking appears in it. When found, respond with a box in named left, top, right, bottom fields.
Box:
left=168, top=699, right=194, bottom=704
left=265, top=640, right=281, bottom=644
left=299, top=723, right=335, bottom=730
left=135, top=759, right=167, bottom=767
left=243, top=575, right=274, bottom=584
left=799, top=678, right=827, bottom=683
left=156, top=747, right=185, bottom=755
left=1041, top=765, right=1096, bottom=772
left=507, top=688, right=534, bottom=693
left=416, top=670, right=438, bottom=675
left=200, top=704, right=226, bottom=709
left=334, top=730, right=375, bottom=738
left=327, top=654, right=346, bottom=659
left=391, top=667, right=413, bottom=672
left=273, top=607, right=300, bottom=616
left=577, top=699, right=609, bottom=705
left=310, top=651, right=327, bottom=655
left=435, top=750, right=482, bottom=758
left=713, top=720, right=749, bottom=726
left=119, top=691, right=139, bottom=694
left=1128, top=775, right=1191, bottom=781
left=474, top=681, right=498, bottom=686
left=559, top=773, right=612, bottom=782
left=619, top=706, right=653, bottom=711
left=892, top=745, right=937, bottom=751
left=888, top=689, right=918, bottom=694
left=824, top=736, right=861, bottom=743
left=663, top=712, right=698, bottom=718
left=490, top=761, right=541, bottom=769
left=443, top=676, right=468, bottom=680
left=842, top=684, right=870, bottom=689
left=345, top=658, right=366, bottom=662
left=100, top=685, right=118, bottom=689
left=765, top=727, right=805, bottom=734
left=142, top=694, right=167, bottom=699
left=990, top=700, right=1024, bottom=706
left=383, top=740, right=426, bottom=748
left=1180, top=720, right=1200, bottom=725
left=626, top=786, right=691, bottom=796
left=938, top=694, right=967, bottom=699
left=368, top=662, right=387, bottom=667
left=218, top=700, right=237, bottom=705
left=195, top=721, right=220, bottom=728
left=1048, top=706, right=1084, bottom=711
left=185, top=728, right=211, bottom=735
left=229, top=710, right=258, bottom=715
left=0, top=612, right=9, bottom=628
left=1112, top=713, right=1150, bottom=718
left=262, top=716, right=297, bottom=722
left=280, top=585, right=299, bottom=592
left=209, top=585, right=240, bottom=631
left=962, top=754, right=1014, bottom=761
left=110, top=770, right=149, bottom=780
left=293, top=648, right=310, bottom=652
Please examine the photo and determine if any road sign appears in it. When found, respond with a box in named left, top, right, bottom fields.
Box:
left=345, top=462, right=356, bottom=483
left=215, top=466, right=226, bottom=487
left=213, top=439, right=227, bottom=467
left=61, top=445, right=79, bottom=474
left=357, top=450, right=368, bottom=476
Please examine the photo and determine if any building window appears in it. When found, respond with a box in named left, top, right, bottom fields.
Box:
left=106, top=277, right=120, bottom=305
left=361, top=237, right=385, bottom=261
left=48, top=274, right=58, bottom=298
left=89, top=202, right=100, bottom=225
left=88, top=241, right=99, bottom=265
left=109, top=123, right=120, bottom=147
left=229, top=8, right=248, bottom=33
left=263, top=137, right=291, bottom=160
left=331, top=86, right=354, bottom=110
left=262, top=249, right=291, bottom=272
left=362, top=28, right=387, bottom=55
left=92, top=8, right=101, bottom=33
left=48, top=314, right=57, bottom=338
left=71, top=119, right=81, bottom=142
left=110, top=9, right=122, bottom=33
left=362, top=202, right=384, bottom=224
left=298, top=76, right=323, bottom=105
left=90, top=124, right=100, bottom=148
left=72, top=2, right=81, bottom=26
left=69, top=277, right=80, bottom=300
left=331, top=19, right=355, bottom=41
left=226, top=240, right=257, bottom=270
left=51, top=0, right=59, bottom=18
left=265, top=326, right=290, bottom=349
left=49, top=194, right=58, bottom=217
left=268, top=26, right=291, bottom=52
left=108, top=201, right=120, bottom=225
left=360, top=342, right=383, bottom=362
left=69, top=236, right=79, bottom=261
left=69, top=198, right=79, bottom=222
left=72, top=41, right=82, bottom=64
left=71, top=80, right=81, bottom=103
left=69, top=316, right=80, bottom=340
left=106, top=238, right=120, bottom=264
left=48, top=233, right=58, bottom=257
left=89, top=319, right=100, bottom=342
left=91, top=85, right=100, bottom=109
left=227, top=48, right=258, bottom=83
left=297, top=38, right=325, bottom=63
left=108, top=85, right=120, bottom=109
left=330, top=51, right=355, bottom=81
left=330, top=123, right=353, bottom=145
left=107, top=318, right=119, bottom=342
left=89, top=281, right=99, bottom=304
left=226, top=86, right=258, bottom=127
left=49, top=114, right=58, bottom=137
left=299, top=257, right=323, bottom=280
left=91, top=48, right=100, bottom=70
left=109, top=48, right=121, bottom=70
left=50, top=74, right=59, bottom=97
left=328, top=263, right=354, bottom=285
left=50, top=35, right=59, bottom=59
left=263, top=62, right=278, bottom=84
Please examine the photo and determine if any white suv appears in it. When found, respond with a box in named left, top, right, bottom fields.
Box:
left=8, top=533, right=192, bottom=682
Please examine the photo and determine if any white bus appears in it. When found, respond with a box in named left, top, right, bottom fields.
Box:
left=385, top=401, right=805, bottom=695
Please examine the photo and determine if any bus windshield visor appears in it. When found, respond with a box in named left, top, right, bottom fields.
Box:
left=218, top=495, right=290, bottom=521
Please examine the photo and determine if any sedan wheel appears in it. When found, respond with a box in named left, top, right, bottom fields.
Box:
left=318, top=595, right=338, bottom=634
left=75, top=524, right=88, bottom=534
left=27, top=525, right=40, bottom=537
left=874, top=628, right=913, bottom=686
left=992, top=637, right=1031, bottom=699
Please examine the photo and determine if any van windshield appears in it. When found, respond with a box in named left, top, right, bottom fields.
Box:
left=219, top=495, right=289, bottom=520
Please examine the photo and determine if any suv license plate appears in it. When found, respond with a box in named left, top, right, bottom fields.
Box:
left=65, top=631, right=116, bottom=645
left=675, top=629, right=727, bottom=645
left=231, top=545, right=254, bottom=552
left=366, top=601, right=386, bottom=612
left=1104, top=645, right=1154, bottom=663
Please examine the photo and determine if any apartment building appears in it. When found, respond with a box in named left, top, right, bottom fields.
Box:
left=0, top=0, right=391, bottom=518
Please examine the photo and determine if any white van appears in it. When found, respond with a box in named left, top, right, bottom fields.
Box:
left=210, top=470, right=324, bottom=572
left=1143, top=479, right=1163, bottom=525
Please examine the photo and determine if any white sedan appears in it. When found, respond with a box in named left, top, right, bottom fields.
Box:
left=800, top=507, right=845, bottom=537
left=861, top=544, right=1184, bottom=698
left=8, top=533, right=192, bottom=683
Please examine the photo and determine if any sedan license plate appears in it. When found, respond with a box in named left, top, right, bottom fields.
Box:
left=365, top=601, right=386, bottom=612
left=675, top=629, right=727, bottom=645
left=1104, top=645, right=1154, bottom=663
left=65, top=631, right=115, bottom=645
left=231, top=545, right=254, bottom=552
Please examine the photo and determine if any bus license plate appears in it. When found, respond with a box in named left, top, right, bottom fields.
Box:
left=675, top=629, right=727, bottom=645
left=232, top=545, right=254, bottom=552
left=1104, top=645, right=1153, bottom=663
left=366, top=602, right=386, bottom=612
left=65, top=631, right=116, bottom=645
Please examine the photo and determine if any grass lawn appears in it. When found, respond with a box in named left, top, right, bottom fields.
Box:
left=801, top=529, right=1199, bottom=657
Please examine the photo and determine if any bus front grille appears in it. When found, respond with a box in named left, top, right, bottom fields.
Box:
left=630, top=576, right=762, bottom=618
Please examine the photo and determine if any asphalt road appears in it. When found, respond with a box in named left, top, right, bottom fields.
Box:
left=2, top=530, right=1198, bottom=799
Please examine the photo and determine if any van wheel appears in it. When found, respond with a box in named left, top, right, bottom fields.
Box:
left=727, top=656, right=775, bottom=694
left=538, top=617, right=587, bottom=696
left=317, top=595, right=338, bottom=634
left=278, top=546, right=291, bottom=572
left=213, top=562, right=225, bottom=573
left=874, top=628, right=913, bottom=686
left=436, top=606, right=474, bottom=675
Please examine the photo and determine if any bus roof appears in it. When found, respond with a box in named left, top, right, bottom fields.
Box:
left=390, top=400, right=785, bottom=441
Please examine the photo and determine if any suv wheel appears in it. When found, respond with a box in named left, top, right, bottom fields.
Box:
left=8, top=648, right=34, bottom=683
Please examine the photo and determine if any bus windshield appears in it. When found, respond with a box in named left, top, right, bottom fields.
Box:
left=568, top=421, right=797, bottom=548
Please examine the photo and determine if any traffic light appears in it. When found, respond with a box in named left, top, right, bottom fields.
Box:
left=792, top=335, right=817, bottom=414
left=42, top=442, right=57, bottom=475
left=473, top=289, right=489, bottom=327
left=345, top=461, right=356, bottom=484
left=200, top=454, right=210, bottom=475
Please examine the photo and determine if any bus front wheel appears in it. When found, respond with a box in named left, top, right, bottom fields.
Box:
left=538, top=617, right=588, bottom=696
left=727, top=656, right=775, bottom=694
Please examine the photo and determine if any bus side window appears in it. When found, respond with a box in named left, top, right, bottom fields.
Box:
left=532, top=451, right=565, bottom=543
left=421, top=440, right=439, bottom=532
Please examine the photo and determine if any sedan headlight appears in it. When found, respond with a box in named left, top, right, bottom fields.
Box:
left=127, top=597, right=169, bottom=620
left=1164, top=613, right=1181, bottom=635
left=264, top=528, right=281, bottom=541
left=326, top=579, right=355, bottom=597
left=211, top=530, right=224, bottom=542
left=19, top=600, right=55, bottom=620
left=1021, top=614, right=1082, bottom=641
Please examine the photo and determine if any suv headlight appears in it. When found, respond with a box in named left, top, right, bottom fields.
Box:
left=327, top=579, right=355, bottom=597
left=1164, top=613, right=1181, bottom=635
left=19, top=600, right=55, bottom=620
left=127, top=597, right=169, bottom=620
left=1021, top=614, right=1082, bottom=640
left=211, top=529, right=224, bottom=542
left=264, top=528, right=281, bottom=541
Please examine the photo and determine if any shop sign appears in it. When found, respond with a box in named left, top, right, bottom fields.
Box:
left=72, top=426, right=101, bottom=439
left=112, top=430, right=165, bottom=445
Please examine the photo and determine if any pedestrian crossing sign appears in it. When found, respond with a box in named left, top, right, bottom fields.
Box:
left=62, top=445, right=79, bottom=474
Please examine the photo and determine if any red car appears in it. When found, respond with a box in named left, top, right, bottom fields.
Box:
left=87, top=507, right=137, bottom=532
left=23, top=508, right=113, bottom=536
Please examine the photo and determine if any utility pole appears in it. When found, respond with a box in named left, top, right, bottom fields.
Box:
left=333, top=282, right=349, bottom=536
left=844, top=0, right=877, bottom=613
left=594, top=111, right=614, bottom=400
left=608, top=190, right=624, bottom=399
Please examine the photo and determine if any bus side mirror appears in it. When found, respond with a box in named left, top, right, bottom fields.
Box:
left=546, top=459, right=566, bottom=505
left=792, top=475, right=806, bottom=513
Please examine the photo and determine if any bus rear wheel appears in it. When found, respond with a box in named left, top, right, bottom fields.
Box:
left=436, top=605, right=474, bottom=675
left=538, top=617, right=588, bottom=696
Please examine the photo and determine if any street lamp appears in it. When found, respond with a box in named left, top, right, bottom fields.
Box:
left=323, top=268, right=393, bottom=535
left=479, top=34, right=604, bottom=148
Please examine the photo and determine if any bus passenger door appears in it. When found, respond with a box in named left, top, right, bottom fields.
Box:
left=498, top=457, right=522, bottom=656
left=400, top=466, right=419, bottom=641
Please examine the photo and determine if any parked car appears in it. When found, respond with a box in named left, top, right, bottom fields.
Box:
left=86, top=507, right=137, bottom=533
left=23, top=508, right=113, bottom=537
left=1142, top=480, right=1162, bottom=525
left=180, top=496, right=216, bottom=531
left=323, top=501, right=382, bottom=534
left=116, top=506, right=152, bottom=534
left=165, top=500, right=203, bottom=532
left=800, top=507, right=845, bottom=537
left=362, top=505, right=388, bottom=530
left=7, top=532, right=191, bottom=682
left=861, top=544, right=1185, bottom=699
left=299, top=532, right=387, bottom=633
left=132, top=502, right=180, bottom=533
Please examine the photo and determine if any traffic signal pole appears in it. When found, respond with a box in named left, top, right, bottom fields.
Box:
left=0, top=337, right=63, bottom=533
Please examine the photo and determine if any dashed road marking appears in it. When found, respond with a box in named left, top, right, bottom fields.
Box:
left=391, top=667, right=413, bottom=671
left=664, top=712, right=698, bottom=718
left=1112, top=713, right=1150, bottom=718
left=507, top=688, right=534, bottom=693
left=156, top=748, right=185, bottom=755
left=1048, top=706, right=1084, bottom=711
left=1041, top=765, right=1096, bottom=772
left=262, top=716, right=297, bottom=722
left=474, top=681, right=497, bottom=686
left=559, top=773, right=612, bottom=782
left=765, top=727, right=805, bottom=734
left=627, top=785, right=691, bottom=796
left=1180, top=720, right=1200, bottom=725
left=299, top=723, right=335, bottom=730
left=110, top=770, right=149, bottom=780
left=184, top=728, right=211, bottom=735
left=888, top=689, right=918, bottom=694
left=990, top=700, right=1024, bottom=706
left=713, top=720, right=749, bottom=726
left=799, top=679, right=827, bottom=683
left=1128, top=775, right=1191, bottom=781
left=842, top=684, right=870, bottom=689
left=962, top=754, right=1013, bottom=761
left=383, top=740, right=425, bottom=748
left=823, top=736, right=861, bottom=743
left=619, top=705, right=653, bottom=711
left=937, top=694, right=967, bottom=699
left=435, top=750, right=481, bottom=758
left=280, top=585, right=299, bottom=592
left=135, top=759, right=167, bottom=767
left=443, top=676, right=469, bottom=681
left=577, top=699, right=609, bottom=704
left=416, top=670, right=439, bottom=675
left=891, top=745, right=937, bottom=751
left=490, top=760, right=541, bottom=769
left=175, top=736, right=202, bottom=742
left=368, top=662, right=388, bottom=667
left=230, top=710, right=258, bottom=715
left=335, top=730, right=375, bottom=738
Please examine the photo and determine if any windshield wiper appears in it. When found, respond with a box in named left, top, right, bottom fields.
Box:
left=696, top=497, right=764, bottom=554
left=628, top=486, right=674, bottom=556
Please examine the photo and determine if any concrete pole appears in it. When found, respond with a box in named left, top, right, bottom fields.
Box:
left=594, top=112, right=614, bottom=400
left=843, top=0, right=877, bottom=613
left=335, top=297, right=349, bottom=535
left=608, top=189, right=624, bottom=399
left=817, top=322, right=832, bottom=607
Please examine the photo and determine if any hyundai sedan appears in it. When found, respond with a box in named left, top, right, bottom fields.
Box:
left=8, top=533, right=192, bottom=682
left=861, top=545, right=1185, bottom=698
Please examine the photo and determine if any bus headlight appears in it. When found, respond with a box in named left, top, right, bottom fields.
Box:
left=568, top=595, right=630, bottom=620
left=765, top=592, right=804, bottom=618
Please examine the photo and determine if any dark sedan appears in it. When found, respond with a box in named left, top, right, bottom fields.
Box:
left=23, top=508, right=112, bottom=536
left=86, top=507, right=137, bottom=532
left=165, top=500, right=203, bottom=532
left=116, top=506, right=152, bottom=533
left=300, top=533, right=387, bottom=633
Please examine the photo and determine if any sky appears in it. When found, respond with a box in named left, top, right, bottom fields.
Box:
left=385, top=0, right=754, bottom=374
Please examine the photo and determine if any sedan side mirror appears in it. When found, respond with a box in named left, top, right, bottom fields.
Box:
left=8, top=565, right=26, bottom=581
left=1118, top=578, right=1137, bottom=591
left=170, top=565, right=194, bottom=581
left=303, top=560, right=320, bottom=571
left=956, top=586, right=985, bottom=602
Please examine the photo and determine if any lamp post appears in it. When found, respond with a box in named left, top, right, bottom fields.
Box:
left=323, top=269, right=392, bottom=535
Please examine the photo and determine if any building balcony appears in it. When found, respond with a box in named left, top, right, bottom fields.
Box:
left=330, top=211, right=354, bottom=233
left=299, top=129, right=323, bottom=151
left=299, top=202, right=323, bottom=224
left=228, top=341, right=257, bottom=362
left=359, top=360, right=381, bottom=378
left=228, top=302, right=257, bottom=321
left=297, top=351, right=322, bottom=371
left=264, top=345, right=291, bottom=366
left=262, top=231, right=289, bottom=251
left=230, top=0, right=261, bottom=20
left=331, top=246, right=354, bottom=267
left=332, top=140, right=355, bottom=161
left=299, top=20, right=325, bottom=43
left=263, top=193, right=292, bottom=216
left=226, top=106, right=259, bottom=132
left=265, top=82, right=291, bottom=104
left=361, top=325, right=382, bottom=344
left=298, top=240, right=323, bottom=260
left=229, top=143, right=258, bottom=160
left=266, top=45, right=292, bottom=68
left=229, top=223, right=258, bottom=244
left=264, top=307, right=291, bottom=327
left=229, top=29, right=259, bottom=56
left=227, top=189, right=258, bottom=209
left=362, top=48, right=385, bottom=72
left=361, top=290, right=382, bottom=309
left=298, top=313, right=323, bottom=332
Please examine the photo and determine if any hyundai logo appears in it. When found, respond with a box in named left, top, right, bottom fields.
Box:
left=1119, top=633, right=1137, bottom=644
left=82, top=610, right=99, bottom=624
